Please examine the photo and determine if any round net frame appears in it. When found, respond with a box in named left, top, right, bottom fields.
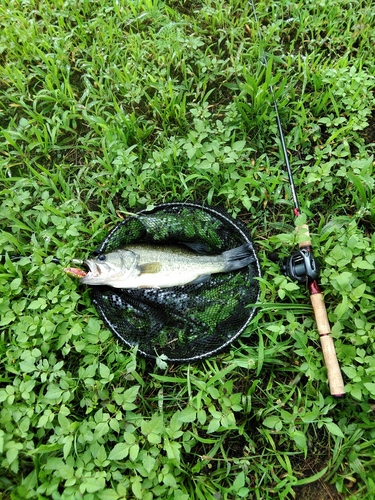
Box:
left=90, top=202, right=261, bottom=362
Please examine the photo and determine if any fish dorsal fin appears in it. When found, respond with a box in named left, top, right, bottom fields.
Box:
left=139, top=262, right=162, bottom=274
left=180, top=241, right=211, bottom=254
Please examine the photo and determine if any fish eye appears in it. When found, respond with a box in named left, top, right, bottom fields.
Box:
left=98, top=254, right=106, bottom=261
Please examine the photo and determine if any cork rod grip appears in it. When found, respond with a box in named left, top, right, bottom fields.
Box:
left=296, top=223, right=345, bottom=396
left=297, top=223, right=312, bottom=248
left=310, top=293, right=345, bottom=397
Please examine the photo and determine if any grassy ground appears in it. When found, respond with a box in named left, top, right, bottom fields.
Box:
left=1, top=0, right=375, bottom=498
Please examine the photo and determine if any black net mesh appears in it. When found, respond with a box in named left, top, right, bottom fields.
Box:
left=90, top=202, right=261, bottom=362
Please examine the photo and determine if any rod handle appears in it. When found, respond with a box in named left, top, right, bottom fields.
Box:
left=297, top=223, right=312, bottom=249
left=310, top=293, right=345, bottom=397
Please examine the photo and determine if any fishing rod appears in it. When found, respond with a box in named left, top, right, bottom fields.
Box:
left=249, top=0, right=345, bottom=397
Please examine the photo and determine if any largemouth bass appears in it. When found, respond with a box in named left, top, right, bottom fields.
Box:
left=65, top=242, right=255, bottom=289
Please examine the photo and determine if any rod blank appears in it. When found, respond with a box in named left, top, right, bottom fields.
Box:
left=249, top=0, right=345, bottom=396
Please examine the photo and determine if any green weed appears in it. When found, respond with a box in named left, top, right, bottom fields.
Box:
left=1, top=0, right=375, bottom=499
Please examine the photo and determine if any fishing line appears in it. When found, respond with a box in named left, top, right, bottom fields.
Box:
left=249, top=0, right=345, bottom=396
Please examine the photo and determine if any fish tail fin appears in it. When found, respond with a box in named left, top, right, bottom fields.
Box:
left=222, top=243, right=256, bottom=272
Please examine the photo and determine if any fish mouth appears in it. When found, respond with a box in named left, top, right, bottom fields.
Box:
left=65, top=258, right=118, bottom=284
left=83, top=259, right=102, bottom=277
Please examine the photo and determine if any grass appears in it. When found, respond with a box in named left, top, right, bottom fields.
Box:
left=1, top=0, right=375, bottom=498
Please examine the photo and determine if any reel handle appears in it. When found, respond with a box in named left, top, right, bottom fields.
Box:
left=297, top=225, right=345, bottom=397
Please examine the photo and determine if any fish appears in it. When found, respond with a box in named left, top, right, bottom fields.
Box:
left=65, top=242, right=255, bottom=289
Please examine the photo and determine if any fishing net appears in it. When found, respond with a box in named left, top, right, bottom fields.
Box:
left=89, top=202, right=261, bottom=362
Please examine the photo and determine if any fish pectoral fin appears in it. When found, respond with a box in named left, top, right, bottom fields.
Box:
left=187, top=274, right=211, bottom=285
left=139, top=262, right=162, bottom=274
